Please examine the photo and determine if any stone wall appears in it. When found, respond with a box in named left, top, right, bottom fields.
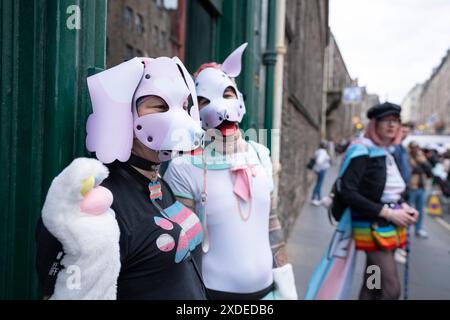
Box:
left=324, top=32, right=354, bottom=141
left=107, top=0, right=180, bottom=67
left=279, top=0, right=329, bottom=236
left=324, top=33, right=379, bottom=144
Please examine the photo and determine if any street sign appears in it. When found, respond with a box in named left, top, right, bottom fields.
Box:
left=343, top=86, right=362, bottom=104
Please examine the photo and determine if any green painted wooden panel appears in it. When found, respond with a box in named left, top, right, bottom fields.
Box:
left=207, top=0, right=223, bottom=15
left=244, top=0, right=264, bottom=130
left=217, top=0, right=263, bottom=131
left=187, top=0, right=264, bottom=132
left=0, top=0, right=106, bottom=299
left=185, top=0, right=219, bottom=72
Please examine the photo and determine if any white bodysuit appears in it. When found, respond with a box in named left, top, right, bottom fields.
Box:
left=164, top=141, right=274, bottom=293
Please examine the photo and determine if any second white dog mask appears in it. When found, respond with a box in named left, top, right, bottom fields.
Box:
left=194, top=43, right=248, bottom=130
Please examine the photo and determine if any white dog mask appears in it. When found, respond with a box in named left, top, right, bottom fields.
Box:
left=194, top=43, right=248, bottom=131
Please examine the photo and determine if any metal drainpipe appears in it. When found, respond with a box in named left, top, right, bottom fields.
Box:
left=321, top=31, right=332, bottom=139
left=263, top=0, right=277, bottom=150
left=271, top=0, right=286, bottom=214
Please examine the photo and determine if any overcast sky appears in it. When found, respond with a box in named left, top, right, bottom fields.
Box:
left=329, top=0, right=450, bottom=104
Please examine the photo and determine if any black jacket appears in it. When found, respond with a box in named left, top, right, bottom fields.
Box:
left=340, top=154, right=405, bottom=223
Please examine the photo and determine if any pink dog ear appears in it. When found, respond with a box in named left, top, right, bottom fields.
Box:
left=221, top=43, right=248, bottom=78
left=86, top=58, right=144, bottom=164
left=172, top=56, right=200, bottom=124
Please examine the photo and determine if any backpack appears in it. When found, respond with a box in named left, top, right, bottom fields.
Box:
left=327, top=178, right=348, bottom=223
left=306, top=157, right=316, bottom=170
left=436, top=176, right=450, bottom=197
left=326, top=141, right=386, bottom=224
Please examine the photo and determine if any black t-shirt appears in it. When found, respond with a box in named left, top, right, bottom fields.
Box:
left=35, top=161, right=206, bottom=300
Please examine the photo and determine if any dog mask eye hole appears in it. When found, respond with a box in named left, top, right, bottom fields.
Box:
left=223, top=86, right=237, bottom=99
left=197, top=96, right=210, bottom=108
left=137, top=96, right=169, bottom=116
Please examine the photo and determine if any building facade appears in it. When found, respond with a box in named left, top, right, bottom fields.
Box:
left=278, top=0, right=329, bottom=236
left=323, top=31, right=354, bottom=141
left=417, top=50, right=450, bottom=134
left=359, top=90, right=380, bottom=126
left=401, top=83, right=424, bottom=123
left=106, top=0, right=183, bottom=67
left=322, top=32, right=380, bottom=142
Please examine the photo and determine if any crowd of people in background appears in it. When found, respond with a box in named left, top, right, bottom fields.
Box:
left=310, top=123, right=450, bottom=230
left=307, top=105, right=450, bottom=299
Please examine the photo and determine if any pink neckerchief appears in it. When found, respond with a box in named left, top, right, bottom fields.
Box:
left=230, top=163, right=257, bottom=202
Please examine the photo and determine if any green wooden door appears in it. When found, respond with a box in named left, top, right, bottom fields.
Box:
left=242, top=0, right=264, bottom=130
left=0, top=0, right=107, bottom=299
left=186, top=0, right=264, bottom=132
left=185, top=0, right=223, bottom=72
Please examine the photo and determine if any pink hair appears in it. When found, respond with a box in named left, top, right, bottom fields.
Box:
left=193, top=62, right=221, bottom=79
left=364, top=119, right=403, bottom=146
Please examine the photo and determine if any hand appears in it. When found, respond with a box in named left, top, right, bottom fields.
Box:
left=384, top=208, right=417, bottom=227
left=401, top=203, right=419, bottom=221
left=320, top=195, right=333, bottom=209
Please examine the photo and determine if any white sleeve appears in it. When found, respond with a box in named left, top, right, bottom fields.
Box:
left=163, top=159, right=196, bottom=201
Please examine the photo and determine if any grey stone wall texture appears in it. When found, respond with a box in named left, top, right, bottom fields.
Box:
left=279, top=0, right=329, bottom=237
left=107, top=0, right=178, bottom=67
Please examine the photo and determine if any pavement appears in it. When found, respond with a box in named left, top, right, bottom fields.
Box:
left=287, top=158, right=450, bottom=300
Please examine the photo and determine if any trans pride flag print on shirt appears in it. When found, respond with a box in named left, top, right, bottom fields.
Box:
left=154, top=201, right=203, bottom=263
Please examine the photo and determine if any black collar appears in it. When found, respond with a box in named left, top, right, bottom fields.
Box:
left=127, top=153, right=161, bottom=171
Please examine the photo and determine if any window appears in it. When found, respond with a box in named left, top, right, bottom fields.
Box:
left=136, top=14, right=144, bottom=34
left=154, top=25, right=159, bottom=44
left=124, top=7, right=133, bottom=30
left=159, top=30, right=166, bottom=49
left=163, top=0, right=178, bottom=10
